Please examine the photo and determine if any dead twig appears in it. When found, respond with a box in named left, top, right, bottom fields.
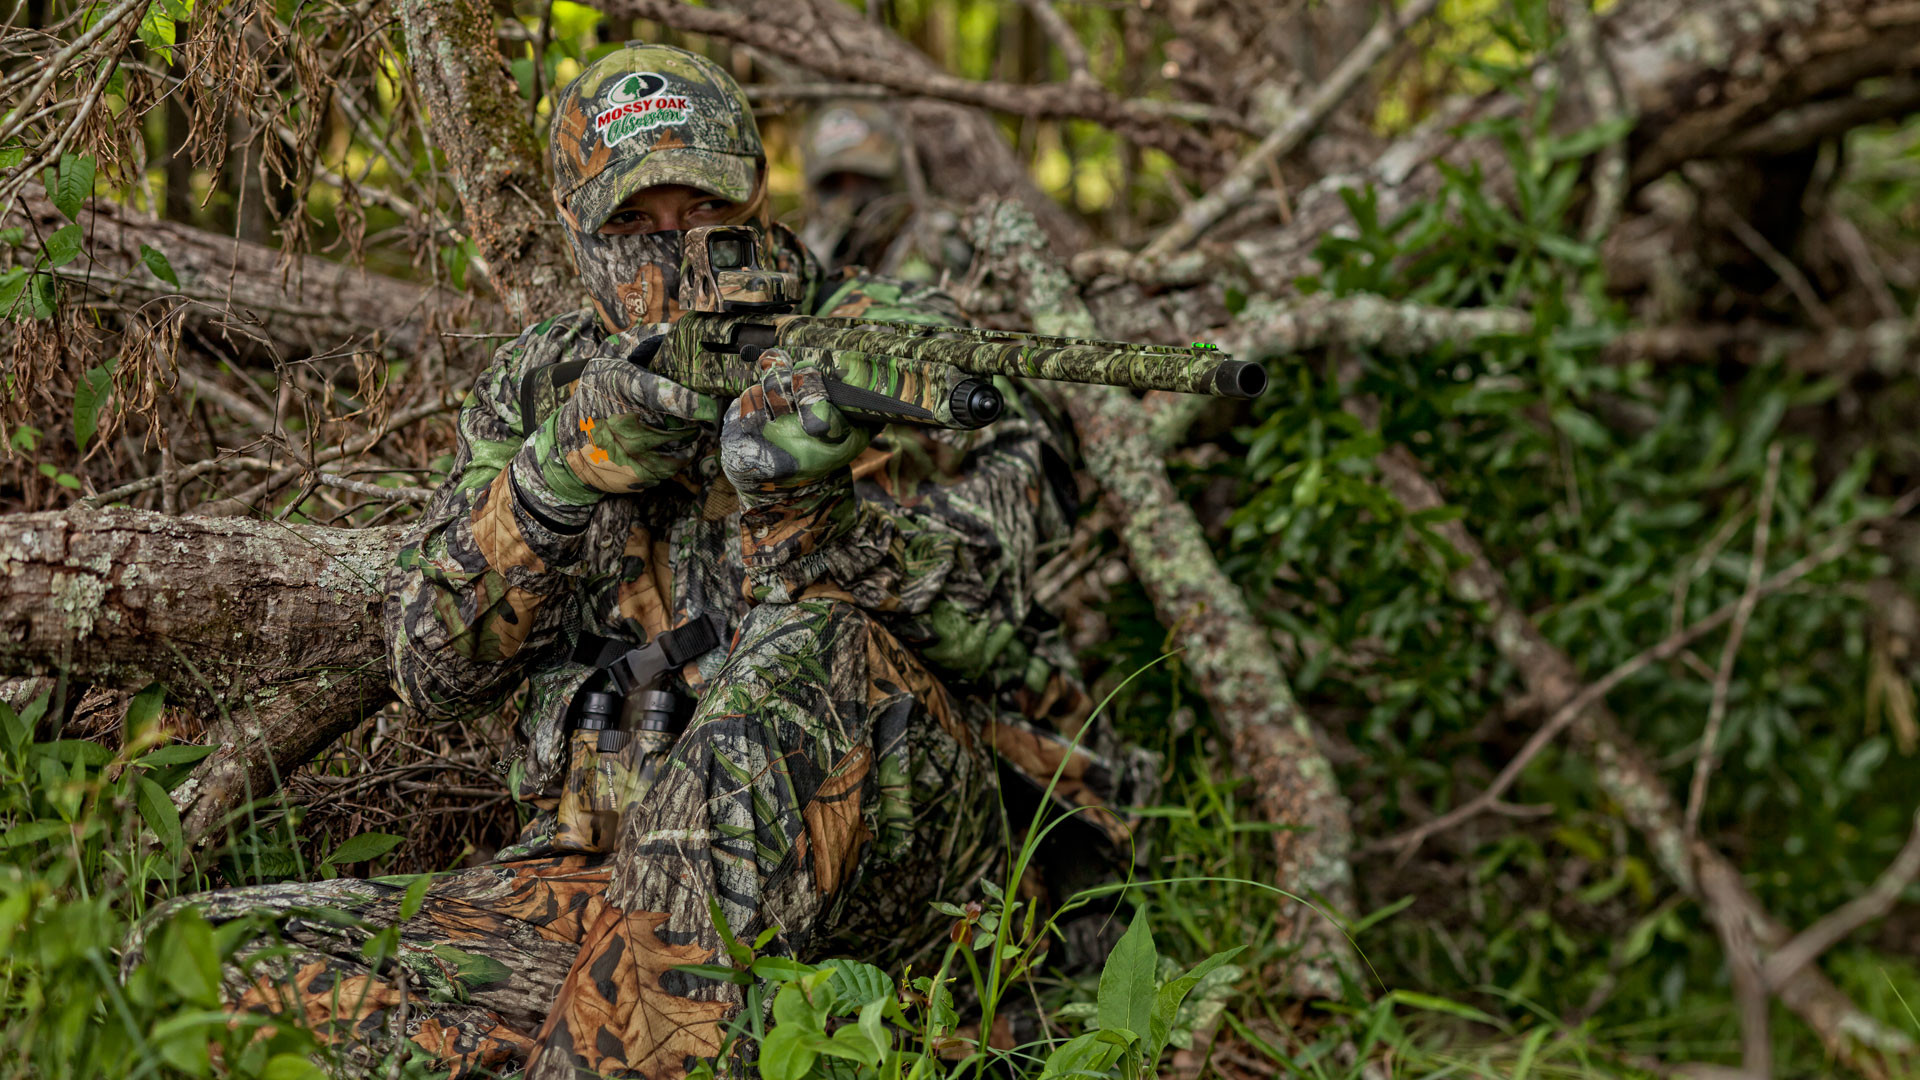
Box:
left=1135, top=0, right=1442, bottom=264
left=1685, top=443, right=1781, bottom=841
left=597, top=0, right=1241, bottom=161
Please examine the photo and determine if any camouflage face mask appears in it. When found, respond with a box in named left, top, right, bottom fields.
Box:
left=567, top=227, right=687, bottom=333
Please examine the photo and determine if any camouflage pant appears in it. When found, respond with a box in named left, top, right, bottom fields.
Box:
left=135, top=599, right=1000, bottom=1079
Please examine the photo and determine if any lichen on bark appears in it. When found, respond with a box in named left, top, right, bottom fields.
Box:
left=969, top=199, right=1359, bottom=996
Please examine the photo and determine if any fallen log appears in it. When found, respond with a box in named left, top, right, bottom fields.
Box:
left=10, top=193, right=481, bottom=361
left=0, top=508, right=398, bottom=840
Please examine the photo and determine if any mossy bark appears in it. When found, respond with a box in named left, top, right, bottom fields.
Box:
left=0, top=509, right=401, bottom=841
left=396, top=0, right=575, bottom=327
left=971, top=199, right=1358, bottom=996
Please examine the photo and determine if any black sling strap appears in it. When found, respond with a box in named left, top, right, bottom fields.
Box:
left=572, top=615, right=722, bottom=695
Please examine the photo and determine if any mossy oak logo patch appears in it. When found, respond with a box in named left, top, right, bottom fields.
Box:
left=596, top=72, right=691, bottom=147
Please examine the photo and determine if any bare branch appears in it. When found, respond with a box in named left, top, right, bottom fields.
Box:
left=1684, top=445, right=1782, bottom=839
left=1764, top=810, right=1920, bottom=991
left=1136, top=0, right=1442, bottom=264
left=1701, top=856, right=1774, bottom=1080
left=594, top=0, right=1235, bottom=162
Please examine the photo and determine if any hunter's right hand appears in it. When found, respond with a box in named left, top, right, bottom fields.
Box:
left=509, top=354, right=722, bottom=531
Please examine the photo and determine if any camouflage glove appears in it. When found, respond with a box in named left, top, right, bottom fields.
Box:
left=505, top=350, right=721, bottom=555
left=720, top=348, right=889, bottom=602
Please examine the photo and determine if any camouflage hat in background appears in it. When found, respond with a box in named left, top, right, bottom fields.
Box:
left=800, top=101, right=905, bottom=187
left=551, top=43, right=763, bottom=233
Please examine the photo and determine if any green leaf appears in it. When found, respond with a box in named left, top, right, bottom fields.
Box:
left=0, top=700, right=25, bottom=762
left=818, top=1026, right=880, bottom=1066
left=752, top=955, right=817, bottom=983
left=45, top=153, right=95, bottom=220
left=261, top=1053, right=329, bottom=1080
left=125, top=681, right=165, bottom=738
left=671, top=962, right=751, bottom=985
left=137, top=774, right=184, bottom=856
left=138, top=1, right=182, bottom=65
left=140, top=243, right=180, bottom=287
left=706, top=894, right=753, bottom=966
left=0, top=146, right=22, bottom=170
left=824, top=960, right=892, bottom=1009
left=32, top=739, right=111, bottom=768
left=73, top=360, right=114, bottom=451
left=155, top=908, right=222, bottom=1007
left=770, top=980, right=829, bottom=1030
left=1040, top=1030, right=1131, bottom=1078
left=759, top=1024, right=817, bottom=1080
left=1095, top=915, right=1156, bottom=1042
left=1149, top=946, right=1246, bottom=1060
left=0, top=820, right=69, bottom=851
left=26, top=271, right=56, bottom=319
left=1550, top=405, right=1610, bottom=450
left=322, top=831, right=404, bottom=865
left=139, top=743, right=216, bottom=767
left=399, top=872, right=433, bottom=920
left=41, top=223, right=81, bottom=268
left=0, top=267, right=26, bottom=318
left=1384, top=989, right=1501, bottom=1025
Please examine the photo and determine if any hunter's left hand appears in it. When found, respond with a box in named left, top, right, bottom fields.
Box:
left=719, top=348, right=871, bottom=503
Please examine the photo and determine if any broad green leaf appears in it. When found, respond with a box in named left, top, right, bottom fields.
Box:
left=46, top=153, right=94, bottom=220
left=322, top=830, right=404, bottom=865
left=1040, top=1030, right=1130, bottom=1078
left=0, top=820, right=69, bottom=851
left=1149, top=945, right=1246, bottom=1059
left=156, top=908, right=222, bottom=1007
left=1095, top=915, right=1156, bottom=1042
left=770, top=979, right=829, bottom=1029
left=818, top=1026, right=880, bottom=1066
left=139, top=743, right=216, bottom=767
left=26, top=271, right=55, bottom=319
left=0, top=267, right=26, bottom=317
left=758, top=1025, right=817, bottom=1080
left=0, top=146, right=21, bottom=170
left=0, top=700, right=24, bottom=761
left=140, top=243, right=180, bottom=287
left=41, top=223, right=81, bottom=268
left=32, top=739, right=111, bottom=768
left=125, top=681, right=165, bottom=738
left=824, top=959, right=892, bottom=1009
left=73, top=360, right=114, bottom=450
left=137, top=774, right=183, bottom=856
left=399, top=872, right=433, bottom=920
left=261, top=1053, right=329, bottom=1080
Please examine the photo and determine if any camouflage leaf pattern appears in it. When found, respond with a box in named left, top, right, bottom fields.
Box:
left=163, top=236, right=1169, bottom=1079
left=551, top=44, right=761, bottom=231
left=719, top=347, right=875, bottom=604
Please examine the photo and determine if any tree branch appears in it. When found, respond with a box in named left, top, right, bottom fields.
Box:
left=596, top=0, right=1230, bottom=164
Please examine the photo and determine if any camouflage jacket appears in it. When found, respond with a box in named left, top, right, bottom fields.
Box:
left=383, top=227, right=1152, bottom=858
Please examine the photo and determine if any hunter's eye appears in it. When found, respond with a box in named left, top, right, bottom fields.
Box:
left=601, top=209, right=651, bottom=234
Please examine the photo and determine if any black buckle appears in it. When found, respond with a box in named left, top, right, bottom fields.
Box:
left=575, top=616, right=722, bottom=696
left=609, top=640, right=672, bottom=696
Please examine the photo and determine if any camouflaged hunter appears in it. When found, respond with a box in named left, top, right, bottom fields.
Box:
left=127, top=42, right=1163, bottom=1080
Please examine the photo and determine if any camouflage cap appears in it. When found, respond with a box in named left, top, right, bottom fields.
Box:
left=800, top=101, right=905, bottom=186
left=551, top=43, right=763, bottom=234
